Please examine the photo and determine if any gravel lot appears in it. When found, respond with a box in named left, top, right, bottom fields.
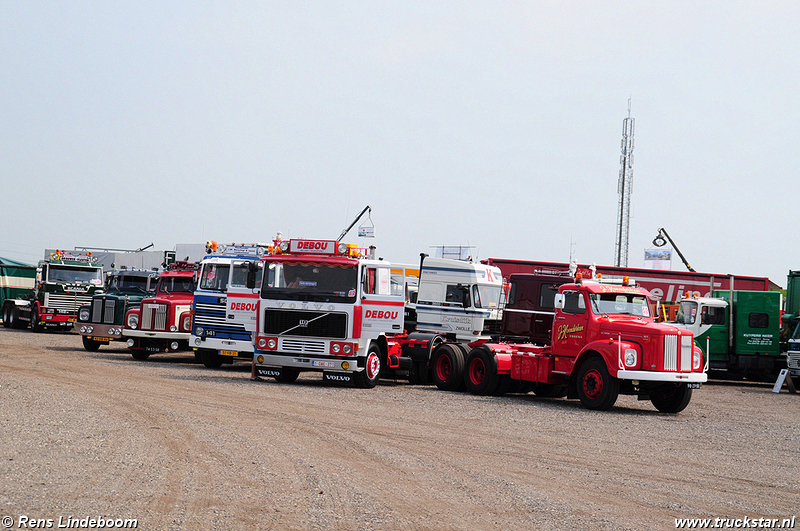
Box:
left=1, top=326, right=798, bottom=531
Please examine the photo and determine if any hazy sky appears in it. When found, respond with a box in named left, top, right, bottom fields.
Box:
left=2, top=1, right=798, bottom=287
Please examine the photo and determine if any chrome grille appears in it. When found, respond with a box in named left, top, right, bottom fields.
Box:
left=91, top=299, right=117, bottom=324
left=142, top=303, right=168, bottom=330
left=664, top=334, right=678, bottom=371
left=280, top=338, right=327, bottom=354
left=680, top=335, right=693, bottom=371
left=788, top=351, right=800, bottom=369
left=44, top=293, right=93, bottom=312
left=663, top=334, right=694, bottom=371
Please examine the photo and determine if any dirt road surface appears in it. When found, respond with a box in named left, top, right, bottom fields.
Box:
left=1, top=327, right=798, bottom=531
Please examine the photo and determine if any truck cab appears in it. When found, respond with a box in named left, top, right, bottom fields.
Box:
left=414, top=257, right=504, bottom=341
left=670, top=291, right=781, bottom=378
left=123, top=261, right=198, bottom=360
left=500, top=272, right=573, bottom=344
left=191, top=243, right=267, bottom=368
left=77, top=268, right=159, bottom=351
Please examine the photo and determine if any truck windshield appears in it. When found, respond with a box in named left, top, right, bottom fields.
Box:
left=675, top=301, right=698, bottom=324
left=261, top=262, right=358, bottom=303
left=48, top=266, right=103, bottom=285
left=114, top=274, right=154, bottom=292
left=589, top=293, right=651, bottom=317
left=474, top=285, right=502, bottom=309
left=158, top=276, right=196, bottom=294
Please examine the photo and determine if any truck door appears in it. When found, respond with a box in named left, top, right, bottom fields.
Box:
left=361, top=265, right=404, bottom=336
left=552, top=290, right=589, bottom=362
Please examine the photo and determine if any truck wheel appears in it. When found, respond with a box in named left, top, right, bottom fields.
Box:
left=650, top=384, right=692, bottom=413
left=354, top=345, right=381, bottom=389
left=11, top=306, right=24, bottom=329
left=200, top=349, right=223, bottom=368
left=130, top=350, right=150, bottom=361
left=274, top=368, right=300, bottom=383
left=432, top=343, right=465, bottom=392
left=2, top=304, right=10, bottom=328
left=576, top=358, right=619, bottom=411
left=82, top=336, right=101, bottom=352
left=464, top=347, right=500, bottom=395
left=30, top=307, right=42, bottom=332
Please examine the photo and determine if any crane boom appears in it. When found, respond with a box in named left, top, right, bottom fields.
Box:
left=337, top=205, right=371, bottom=241
left=652, top=228, right=695, bottom=272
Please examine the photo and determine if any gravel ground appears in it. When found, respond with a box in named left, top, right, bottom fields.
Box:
left=0, top=326, right=798, bottom=531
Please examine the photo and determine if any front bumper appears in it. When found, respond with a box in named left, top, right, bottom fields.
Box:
left=617, top=370, right=708, bottom=383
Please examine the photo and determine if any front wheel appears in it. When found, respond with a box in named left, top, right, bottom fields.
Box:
left=30, top=306, right=42, bottom=332
left=650, top=384, right=692, bottom=413
left=82, top=336, right=102, bottom=352
left=130, top=350, right=150, bottom=360
left=354, top=345, right=381, bottom=389
left=576, top=358, right=619, bottom=411
left=200, top=349, right=223, bottom=368
left=2, top=304, right=10, bottom=328
left=275, top=368, right=300, bottom=383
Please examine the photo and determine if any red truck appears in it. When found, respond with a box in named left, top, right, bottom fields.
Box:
left=463, top=274, right=708, bottom=412
left=123, top=261, right=199, bottom=360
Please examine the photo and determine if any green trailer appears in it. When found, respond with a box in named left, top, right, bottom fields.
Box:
left=0, top=258, right=36, bottom=327
left=671, top=290, right=782, bottom=380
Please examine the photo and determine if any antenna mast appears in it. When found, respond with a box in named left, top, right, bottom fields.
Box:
left=614, top=99, right=635, bottom=267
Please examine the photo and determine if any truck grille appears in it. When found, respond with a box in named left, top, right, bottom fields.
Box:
left=280, top=338, right=327, bottom=354
left=45, top=293, right=93, bottom=313
left=91, top=299, right=117, bottom=324
left=664, top=333, right=693, bottom=371
left=142, top=304, right=168, bottom=330
left=788, top=350, right=800, bottom=370
left=263, top=309, right=347, bottom=339
left=194, top=302, right=249, bottom=340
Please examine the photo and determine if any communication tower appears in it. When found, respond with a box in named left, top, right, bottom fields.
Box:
left=614, top=99, right=635, bottom=267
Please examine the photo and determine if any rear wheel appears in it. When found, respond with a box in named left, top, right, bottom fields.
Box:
left=532, top=383, right=568, bottom=398
left=650, top=384, right=692, bottom=413
left=82, top=336, right=102, bottom=352
left=354, top=345, right=381, bottom=389
left=576, top=358, right=619, bottom=411
left=432, top=343, right=466, bottom=391
left=464, top=347, right=500, bottom=395
left=11, top=306, right=23, bottom=329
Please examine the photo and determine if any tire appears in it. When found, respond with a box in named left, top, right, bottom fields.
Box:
left=275, top=368, right=300, bottom=383
left=408, top=361, right=431, bottom=385
left=464, top=347, right=500, bottom=396
left=532, top=383, right=568, bottom=398
left=2, top=304, right=10, bottom=328
left=432, top=343, right=466, bottom=391
left=130, top=350, right=150, bottom=360
left=30, top=306, right=42, bottom=332
left=354, top=345, right=381, bottom=389
left=200, top=349, right=223, bottom=368
left=11, top=306, right=23, bottom=329
left=576, top=357, right=619, bottom=411
left=82, top=336, right=101, bottom=352
left=650, top=384, right=693, bottom=413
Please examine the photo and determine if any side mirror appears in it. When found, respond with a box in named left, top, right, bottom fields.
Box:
left=245, top=262, right=257, bottom=290
left=554, top=293, right=565, bottom=310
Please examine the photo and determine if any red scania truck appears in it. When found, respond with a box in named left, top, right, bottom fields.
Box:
left=462, top=275, right=708, bottom=412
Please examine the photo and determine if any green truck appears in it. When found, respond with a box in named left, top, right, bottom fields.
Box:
left=671, top=290, right=782, bottom=380
left=2, top=251, right=104, bottom=331
left=77, top=268, right=160, bottom=351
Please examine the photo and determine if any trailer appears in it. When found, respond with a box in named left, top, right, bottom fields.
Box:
left=0, top=257, right=36, bottom=326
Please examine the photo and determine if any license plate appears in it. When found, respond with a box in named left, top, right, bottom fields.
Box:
left=220, top=350, right=237, bottom=357
left=68, top=317, right=77, bottom=322
left=89, top=337, right=112, bottom=342
left=687, top=383, right=701, bottom=389
left=145, top=347, right=161, bottom=353
left=312, top=360, right=335, bottom=368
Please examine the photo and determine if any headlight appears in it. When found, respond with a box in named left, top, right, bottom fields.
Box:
left=127, top=314, right=138, bottom=329
left=78, top=308, right=90, bottom=321
left=267, top=338, right=277, bottom=349
left=624, top=349, right=637, bottom=367
left=332, top=344, right=341, bottom=353
left=195, top=327, right=204, bottom=336
left=693, top=349, right=702, bottom=370
left=279, top=241, right=289, bottom=252
left=343, top=344, right=352, bottom=354
left=79, top=326, right=87, bottom=333
left=337, top=243, right=348, bottom=254
left=170, top=325, right=178, bottom=332
left=182, top=315, right=191, bottom=331
left=257, top=338, right=267, bottom=349
left=86, top=326, right=93, bottom=334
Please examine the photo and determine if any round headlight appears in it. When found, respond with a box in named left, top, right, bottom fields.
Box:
left=170, top=341, right=179, bottom=351
left=257, top=338, right=267, bottom=349
left=332, top=344, right=341, bottom=353
left=337, top=243, right=348, bottom=254
left=86, top=326, right=93, bottom=334
left=127, top=339, right=135, bottom=347
left=79, top=326, right=87, bottom=333
left=78, top=308, right=90, bottom=321
left=195, top=327, right=204, bottom=336
left=170, top=325, right=178, bottom=332
left=343, top=344, right=352, bottom=354
left=624, top=349, right=637, bottom=367
left=127, top=314, right=138, bottom=329
left=279, top=241, right=289, bottom=252
left=194, top=337, right=202, bottom=346
left=267, top=338, right=277, bottom=349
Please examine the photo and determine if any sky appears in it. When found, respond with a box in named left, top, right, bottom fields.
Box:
left=2, top=1, right=798, bottom=287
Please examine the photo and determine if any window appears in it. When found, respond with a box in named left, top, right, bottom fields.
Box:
left=540, top=285, right=559, bottom=309
left=562, top=291, right=585, bottom=314
left=199, top=264, right=230, bottom=292
left=749, top=313, right=769, bottom=328
left=702, top=306, right=725, bottom=325
left=445, top=285, right=470, bottom=307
